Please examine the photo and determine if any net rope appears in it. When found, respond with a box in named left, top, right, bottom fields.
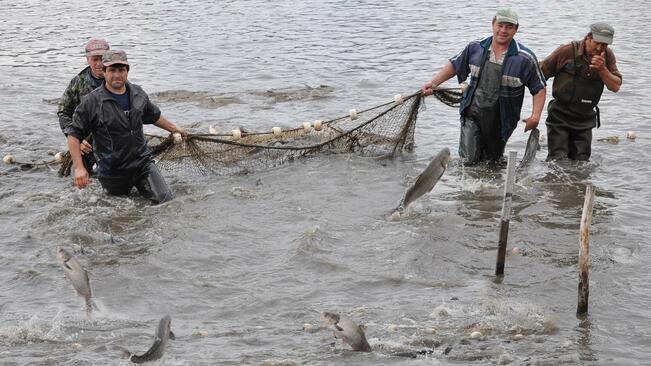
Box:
left=41, top=89, right=461, bottom=176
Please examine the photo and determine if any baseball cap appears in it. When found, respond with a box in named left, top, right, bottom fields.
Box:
left=495, top=8, right=518, bottom=25
left=102, top=50, right=129, bottom=67
left=85, top=38, right=110, bottom=56
left=590, top=22, right=614, bottom=44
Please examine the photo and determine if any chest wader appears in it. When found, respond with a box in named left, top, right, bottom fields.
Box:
left=546, top=41, right=606, bottom=161
left=460, top=55, right=503, bottom=164
left=99, top=161, right=173, bottom=204
left=95, top=103, right=173, bottom=205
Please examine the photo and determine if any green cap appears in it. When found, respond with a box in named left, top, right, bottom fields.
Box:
left=102, top=50, right=129, bottom=67
left=590, top=22, right=614, bottom=44
left=495, top=8, right=518, bottom=25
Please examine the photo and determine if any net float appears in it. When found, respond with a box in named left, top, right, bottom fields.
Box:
left=349, top=109, right=358, bottom=120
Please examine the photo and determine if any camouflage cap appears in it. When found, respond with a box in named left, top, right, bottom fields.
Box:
left=102, top=50, right=129, bottom=67
left=495, top=8, right=518, bottom=25
left=590, top=22, right=614, bottom=44
left=85, top=38, right=110, bottom=56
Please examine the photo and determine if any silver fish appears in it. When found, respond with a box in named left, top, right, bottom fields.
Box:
left=320, top=312, right=371, bottom=352
left=125, top=315, right=175, bottom=364
left=56, top=246, right=95, bottom=318
left=396, top=147, right=450, bottom=212
left=252, top=84, right=334, bottom=103
left=518, top=128, right=540, bottom=169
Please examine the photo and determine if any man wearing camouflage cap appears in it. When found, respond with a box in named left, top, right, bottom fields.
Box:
left=57, top=38, right=111, bottom=172
left=540, top=22, right=622, bottom=161
left=65, top=50, right=185, bottom=204
left=421, top=9, right=546, bottom=164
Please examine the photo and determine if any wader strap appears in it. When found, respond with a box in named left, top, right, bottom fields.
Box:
left=571, top=41, right=581, bottom=84
left=573, top=41, right=600, bottom=129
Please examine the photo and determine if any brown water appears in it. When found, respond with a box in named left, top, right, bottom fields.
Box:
left=1, top=1, right=650, bottom=365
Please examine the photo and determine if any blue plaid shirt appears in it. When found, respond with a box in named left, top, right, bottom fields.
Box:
left=450, top=36, right=546, bottom=142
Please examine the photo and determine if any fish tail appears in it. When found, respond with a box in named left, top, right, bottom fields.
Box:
left=85, top=299, right=94, bottom=320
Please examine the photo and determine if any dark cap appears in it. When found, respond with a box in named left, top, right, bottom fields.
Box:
left=590, top=22, right=614, bottom=44
left=85, top=38, right=110, bottom=56
left=102, top=50, right=129, bottom=67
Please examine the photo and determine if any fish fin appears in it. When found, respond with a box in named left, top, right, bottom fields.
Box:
left=169, top=330, right=176, bottom=340
left=358, top=324, right=367, bottom=332
left=393, top=349, right=433, bottom=358
left=117, top=346, right=132, bottom=359
left=63, top=259, right=73, bottom=271
left=393, top=199, right=406, bottom=214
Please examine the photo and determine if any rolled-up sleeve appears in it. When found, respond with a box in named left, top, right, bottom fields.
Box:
left=525, top=58, right=546, bottom=95
left=606, top=49, right=622, bottom=80
left=450, top=44, right=471, bottom=83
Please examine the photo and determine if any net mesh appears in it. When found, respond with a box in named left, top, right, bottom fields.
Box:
left=58, top=89, right=462, bottom=176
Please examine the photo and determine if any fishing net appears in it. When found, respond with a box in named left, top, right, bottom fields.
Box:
left=55, top=89, right=461, bottom=176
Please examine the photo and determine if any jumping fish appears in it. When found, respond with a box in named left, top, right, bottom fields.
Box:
left=56, top=246, right=96, bottom=318
left=320, top=312, right=371, bottom=352
left=518, top=128, right=540, bottom=169
left=123, top=315, right=175, bottom=364
left=395, top=147, right=450, bottom=213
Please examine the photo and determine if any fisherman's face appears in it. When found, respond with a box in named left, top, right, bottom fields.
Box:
left=86, top=55, right=105, bottom=78
left=585, top=35, right=608, bottom=56
left=492, top=20, right=518, bottom=46
left=104, top=65, right=128, bottom=91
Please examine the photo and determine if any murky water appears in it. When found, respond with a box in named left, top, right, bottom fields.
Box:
left=1, top=1, right=650, bottom=365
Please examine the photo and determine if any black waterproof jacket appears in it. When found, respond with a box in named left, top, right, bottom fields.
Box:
left=65, top=82, right=161, bottom=177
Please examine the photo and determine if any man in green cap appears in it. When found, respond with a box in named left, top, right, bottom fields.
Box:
left=65, top=50, right=185, bottom=204
left=540, top=22, right=622, bottom=161
left=422, top=8, right=546, bottom=165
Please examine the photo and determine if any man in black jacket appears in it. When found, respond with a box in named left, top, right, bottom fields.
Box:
left=65, top=50, right=184, bottom=204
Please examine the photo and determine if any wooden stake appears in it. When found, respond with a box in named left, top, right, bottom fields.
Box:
left=577, top=184, right=596, bottom=315
left=495, top=151, right=517, bottom=276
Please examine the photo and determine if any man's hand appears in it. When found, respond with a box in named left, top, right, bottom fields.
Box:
left=421, top=82, right=438, bottom=96
left=589, top=51, right=607, bottom=72
left=73, top=165, right=89, bottom=189
left=80, top=140, right=93, bottom=155
left=523, top=115, right=540, bottom=132
left=175, top=128, right=188, bottom=140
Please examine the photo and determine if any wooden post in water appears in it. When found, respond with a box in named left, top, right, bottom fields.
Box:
left=495, top=151, right=517, bottom=276
left=577, top=184, right=596, bottom=315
